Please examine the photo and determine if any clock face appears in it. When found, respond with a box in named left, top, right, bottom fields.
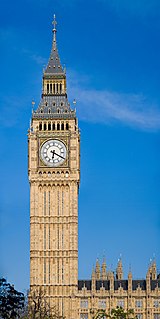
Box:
left=40, top=139, right=67, bottom=167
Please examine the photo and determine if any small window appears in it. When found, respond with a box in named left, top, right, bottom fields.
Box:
left=48, top=123, right=51, bottom=131
left=48, top=109, right=51, bottom=114
left=117, top=300, right=124, bottom=308
left=60, top=83, right=62, bottom=94
left=80, top=300, right=88, bottom=309
left=47, top=84, right=49, bottom=94
left=45, top=102, right=47, bottom=106
left=50, top=83, right=52, bottom=93
left=61, top=123, right=64, bottom=130
left=136, top=300, right=142, bottom=308
left=44, top=123, right=47, bottom=131
left=66, top=123, right=69, bottom=130
left=80, top=314, right=88, bottom=319
left=57, top=109, right=60, bottom=114
left=40, top=109, right=43, bottom=113
left=57, top=123, right=60, bottom=130
left=52, top=123, right=55, bottom=130
left=53, top=84, right=55, bottom=94
left=98, top=300, right=106, bottom=309
left=154, top=300, right=160, bottom=308
left=39, top=123, right=42, bottom=131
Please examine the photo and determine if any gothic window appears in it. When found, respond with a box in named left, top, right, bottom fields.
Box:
left=117, top=300, right=124, bottom=308
left=98, top=300, right=106, bottom=309
left=154, top=300, right=160, bottom=308
left=39, top=122, right=42, bottom=130
left=40, top=109, right=43, bottom=113
left=48, top=109, right=51, bottom=114
left=45, top=102, right=48, bottom=106
left=57, top=108, right=60, bottom=114
left=57, top=123, right=60, bottom=130
left=80, top=314, right=88, bottom=319
left=56, top=83, right=58, bottom=93
left=61, top=123, right=64, bottom=130
left=137, top=315, right=142, bottom=319
left=136, top=300, right=143, bottom=308
left=47, top=83, right=49, bottom=94
left=52, top=122, right=55, bottom=130
left=53, top=83, right=55, bottom=94
left=66, top=122, right=69, bottom=130
left=50, top=83, right=52, bottom=93
left=60, top=83, right=62, bottom=93
left=48, top=122, right=51, bottom=130
left=80, top=300, right=88, bottom=309
left=44, top=123, right=47, bottom=131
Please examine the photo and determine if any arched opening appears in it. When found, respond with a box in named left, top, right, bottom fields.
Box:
left=44, top=123, right=47, bottom=131
left=47, top=83, right=49, bottom=94
left=57, top=123, right=60, bottom=130
left=48, top=122, right=51, bottom=130
left=52, top=122, right=55, bottom=130
left=61, top=123, right=64, bottom=130
left=39, top=122, right=42, bottom=131
left=66, top=123, right=69, bottom=130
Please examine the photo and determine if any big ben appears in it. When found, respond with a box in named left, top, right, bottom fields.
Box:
left=28, top=15, right=80, bottom=319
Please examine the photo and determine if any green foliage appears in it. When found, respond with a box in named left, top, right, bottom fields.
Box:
left=0, top=277, right=24, bottom=319
left=94, top=307, right=136, bottom=319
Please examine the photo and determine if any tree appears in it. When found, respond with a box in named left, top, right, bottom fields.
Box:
left=20, top=288, right=65, bottom=319
left=94, top=307, right=136, bottom=319
left=0, top=277, right=24, bottom=319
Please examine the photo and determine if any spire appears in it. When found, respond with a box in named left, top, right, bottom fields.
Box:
left=101, top=258, right=107, bottom=280
left=44, top=15, right=64, bottom=75
left=95, top=259, right=101, bottom=280
left=52, top=14, right=57, bottom=44
left=116, top=257, right=123, bottom=280
left=33, top=16, right=76, bottom=119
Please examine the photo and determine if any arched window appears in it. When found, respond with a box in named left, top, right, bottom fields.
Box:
left=52, top=122, right=55, bottom=130
left=60, top=83, right=62, bottom=94
left=44, top=123, right=47, bottom=131
left=40, top=109, right=43, bottom=113
left=57, top=123, right=60, bottom=130
left=48, top=109, right=51, bottom=114
left=39, top=122, right=42, bottom=131
left=56, top=83, right=58, bottom=93
left=57, top=109, right=60, bottom=114
left=53, top=84, right=55, bottom=94
left=66, top=123, right=69, bottom=130
left=48, top=122, right=51, bottom=130
left=50, top=83, right=52, bottom=93
left=47, top=84, right=49, bottom=94
left=61, top=123, right=64, bottom=130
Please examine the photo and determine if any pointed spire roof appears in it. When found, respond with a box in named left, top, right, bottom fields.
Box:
left=44, top=15, right=64, bottom=75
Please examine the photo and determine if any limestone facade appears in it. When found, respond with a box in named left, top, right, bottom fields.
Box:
left=28, top=17, right=160, bottom=319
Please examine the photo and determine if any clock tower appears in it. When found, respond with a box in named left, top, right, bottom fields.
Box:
left=28, top=16, right=80, bottom=319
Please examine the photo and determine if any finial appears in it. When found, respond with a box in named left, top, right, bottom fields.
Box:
left=52, top=14, right=57, bottom=43
left=32, top=100, right=35, bottom=113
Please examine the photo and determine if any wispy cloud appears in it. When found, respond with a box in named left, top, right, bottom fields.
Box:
left=100, top=0, right=160, bottom=17
left=68, top=71, right=160, bottom=131
left=22, top=49, right=47, bottom=65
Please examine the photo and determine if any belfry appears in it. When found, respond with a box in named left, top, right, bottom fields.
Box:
left=28, top=17, right=160, bottom=319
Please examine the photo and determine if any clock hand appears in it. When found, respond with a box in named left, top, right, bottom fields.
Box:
left=50, top=150, right=55, bottom=159
left=53, top=151, right=65, bottom=160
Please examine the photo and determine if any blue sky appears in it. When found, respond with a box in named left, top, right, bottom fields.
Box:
left=0, top=0, right=160, bottom=292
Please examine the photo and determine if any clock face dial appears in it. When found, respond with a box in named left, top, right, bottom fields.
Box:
left=40, top=139, right=67, bottom=167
